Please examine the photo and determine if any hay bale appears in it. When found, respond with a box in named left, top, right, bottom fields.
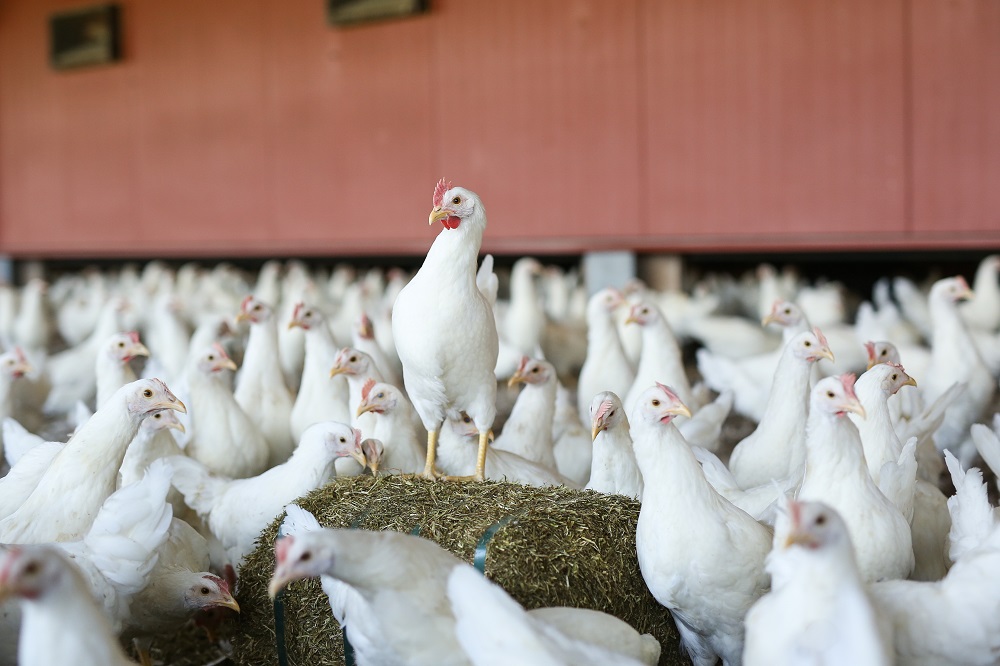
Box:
left=232, top=475, right=686, bottom=666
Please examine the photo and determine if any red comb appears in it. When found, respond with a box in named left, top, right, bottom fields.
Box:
left=357, top=313, right=373, bottom=339
left=353, top=428, right=363, bottom=448
left=594, top=398, right=614, bottom=423
left=956, top=275, right=970, bottom=290
left=127, top=331, right=140, bottom=344
left=13, top=347, right=26, bottom=363
left=361, top=377, right=376, bottom=401
left=211, top=342, right=229, bottom=359
left=432, top=178, right=451, bottom=208
left=291, top=302, right=304, bottom=321
left=240, top=295, right=253, bottom=312
left=864, top=341, right=876, bottom=363
left=203, top=573, right=230, bottom=595
left=655, top=382, right=682, bottom=403
left=516, top=356, right=530, bottom=374
left=275, top=535, right=295, bottom=564
left=839, top=373, right=858, bottom=401
left=813, top=327, right=830, bottom=350
left=788, top=499, right=802, bottom=530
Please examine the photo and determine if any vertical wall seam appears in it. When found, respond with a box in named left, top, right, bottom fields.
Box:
left=901, top=0, right=914, bottom=236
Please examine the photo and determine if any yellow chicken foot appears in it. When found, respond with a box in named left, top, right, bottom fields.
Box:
left=473, top=430, right=490, bottom=482
left=421, top=430, right=443, bottom=479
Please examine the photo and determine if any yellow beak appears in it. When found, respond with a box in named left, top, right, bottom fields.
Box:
left=782, top=530, right=816, bottom=549
left=429, top=207, right=451, bottom=225
left=234, top=312, right=251, bottom=323
left=267, top=571, right=295, bottom=600
left=591, top=424, right=603, bottom=441
left=843, top=401, right=866, bottom=419
left=329, top=366, right=346, bottom=378
left=356, top=402, right=376, bottom=417
left=287, top=320, right=303, bottom=330
left=624, top=315, right=639, bottom=325
left=166, top=421, right=186, bottom=434
left=154, top=399, right=187, bottom=414
left=217, top=597, right=241, bottom=613
left=215, top=358, right=238, bottom=372
left=665, top=403, right=693, bottom=419
left=507, top=374, right=526, bottom=389
left=817, top=348, right=835, bottom=363
left=128, top=343, right=150, bottom=358
left=761, top=313, right=777, bottom=326
left=902, top=376, right=917, bottom=388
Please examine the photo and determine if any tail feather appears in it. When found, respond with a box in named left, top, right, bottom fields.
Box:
left=2, top=417, right=46, bottom=467
left=944, top=450, right=996, bottom=562
left=82, top=458, right=174, bottom=593
left=970, top=423, right=1000, bottom=481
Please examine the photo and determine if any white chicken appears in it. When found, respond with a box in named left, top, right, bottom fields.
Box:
left=576, top=288, right=634, bottom=424
left=447, top=565, right=654, bottom=666
left=632, top=383, right=771, bottom=666
left=288, top=302, right=351, bottom=440
left=492, top=357, right=559, bottom=471
left=870, top=454, right=1000, bottom=666
left=0, top=379, right=185, bottom=544
left=923, top=277, right=995, bottom=463
left=354, top=379, right=427, bottom=475
left=585, top=392, right=642, bottom=500
left=727, top=329, right=834, bottom=489
left=95, top=331, right=150, bottom=409
left=797, top=375, right=914, bottom=583
left=0, top=545, right=136, bottom=666
left=743, top=500, right=893, bottom=666
left=183, top=344, right=270, bottom=479
left=622, top=297, right=693, bottom=415
left=0, top=349, right=33, bottom=456
left=233, top=295, right=295, bottom=467
left=167, top=421, right=366, bottom=566
left=391, top=179, right=499, bottom=480
left=549, top=384, right=593, bottom=487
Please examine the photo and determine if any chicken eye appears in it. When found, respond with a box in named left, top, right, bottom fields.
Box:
left=531, top=367, right=539, bottom=373
left=143, top=389, right=153, bottom=398
left=451, top=196, right=461, bottom=205
left=815, top=514, right=827, bottom=526
left=642, top=308, right=649, bottom=314
left=651, top=399, right=661, bottom=407
left=118, top=342, right=125, bottom=348
left=608, top=410, right=615, bottom=417
left=201, top=587, right=210, bottom=595
left=826, top=391, right=835, bottom=398
left=376, top=392, right=384, bottom=399
left=462, top=415, right=472, bottom=424
left=300, top=552, right=312, bottom=562
left=349, top=356, right=357, bottom=363
left=154, top=413, right=162, bottom=419
left=253, top=304, right=262, bottom=311
left=881, top=350, right=887, bottom=356
left=24, top=562, right=39, bottom=575
left=339, top=437, right=346, bottom=443
left=784, top=308, right=791, bottom=314
left=207, top=355, right=215, bottom=361
left=804, top=341, right=812, bottom=347
left=891, top=374, right=898, bottom=381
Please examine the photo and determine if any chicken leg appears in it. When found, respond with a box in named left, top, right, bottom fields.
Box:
left=475, top=430, right=489, bottom=482
left=422, top=430, right=441, bottom=479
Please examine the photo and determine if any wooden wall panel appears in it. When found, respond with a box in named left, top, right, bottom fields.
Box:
left=910, top=0, right=1000, bottom=233
left=641, top=0, right=907, bottom=240
left=431, top=0, right=643, bottom=249
left=0, top=0, right=998, bottom=257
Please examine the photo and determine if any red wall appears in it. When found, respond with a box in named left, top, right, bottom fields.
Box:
left=0, top=0, right=998, bottom=258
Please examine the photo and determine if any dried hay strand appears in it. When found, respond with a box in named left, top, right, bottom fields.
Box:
left=232, top=474, right=686, bottom=666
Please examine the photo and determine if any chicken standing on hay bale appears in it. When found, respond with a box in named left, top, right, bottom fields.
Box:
left=391, top=179, right=500, bottom=481
left=231, top=474, right=687, bottom=666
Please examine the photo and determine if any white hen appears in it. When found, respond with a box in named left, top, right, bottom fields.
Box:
left=391, top=179, right=499, bottom=480
left=0, top=379, right=185, bottom=544
left=632, top=383, right=772, bottom=666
